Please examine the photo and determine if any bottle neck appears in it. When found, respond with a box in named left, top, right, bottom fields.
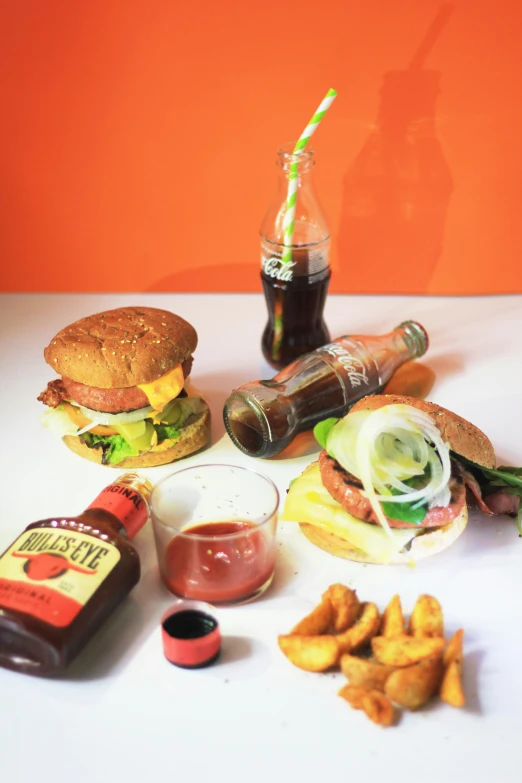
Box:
left=277, top=144, right=315, bottom=176
left=84, top=473, right=153, bottom=541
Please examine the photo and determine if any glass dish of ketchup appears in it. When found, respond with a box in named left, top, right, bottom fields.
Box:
left=151, top=464, right=279, bottom=606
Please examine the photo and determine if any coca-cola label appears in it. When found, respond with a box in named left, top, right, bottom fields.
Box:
left=262, top=255, right=296, bottom=281
left=260, top=238, right=329, bottom=280
left=321, top=341, right=375, bottom=389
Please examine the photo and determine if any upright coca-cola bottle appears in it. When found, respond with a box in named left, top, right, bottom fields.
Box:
left=224, top=321, right=428, bottom=458
left=260, top=143, right=331, bottom=370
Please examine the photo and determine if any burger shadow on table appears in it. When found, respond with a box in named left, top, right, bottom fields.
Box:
left=453, top=506, right=516, bottom=560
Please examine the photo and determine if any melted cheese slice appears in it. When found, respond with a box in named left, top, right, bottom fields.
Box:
left=137, top=364, right=184, bottom=410
left=282, top=464, right=419, bottom=563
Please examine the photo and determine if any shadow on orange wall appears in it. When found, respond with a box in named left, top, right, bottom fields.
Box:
left=337, top=4, right=454, bottom=294
left=337, top=67, right=453, bottom=294
left=151, top=4, right=456, bottom=296
left=1, top=0, right=521, bottom=295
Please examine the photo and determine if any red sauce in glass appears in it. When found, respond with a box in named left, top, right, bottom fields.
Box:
left=163, top=520, right=275, bottom=603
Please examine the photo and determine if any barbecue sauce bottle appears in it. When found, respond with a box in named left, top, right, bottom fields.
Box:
left=0, top=472, right=153, bottom=676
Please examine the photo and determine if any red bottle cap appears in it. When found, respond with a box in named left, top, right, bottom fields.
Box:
left=161, top=601, right=221, bottom=668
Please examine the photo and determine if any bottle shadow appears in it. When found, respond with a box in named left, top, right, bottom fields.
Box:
left=337, top=4, right=455, bottom=294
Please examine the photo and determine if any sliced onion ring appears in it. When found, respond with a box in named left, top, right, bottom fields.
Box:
left=328, top=404, right=451, bottom=543
left=68, top=400, right=154, bottom=425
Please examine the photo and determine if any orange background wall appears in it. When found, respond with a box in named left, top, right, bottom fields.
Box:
left=1, top=0, right=521, bottom=295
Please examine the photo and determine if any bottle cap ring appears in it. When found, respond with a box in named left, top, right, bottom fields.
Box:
left=161, top=600, right=221, bottom=669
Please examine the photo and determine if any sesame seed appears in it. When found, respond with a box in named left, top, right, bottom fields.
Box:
left=121, top=340, right=125, bottom=344
left=112, top=352, right=116, bottom=355
left=54, top=358, right=57, bottom=363
left=78, top=355, right=82, bottom=359
left=101, top=347, right=106, bottom=351
left=53, top=341, right=57, bottom=345
left=161, top=323, right=166, bottom=326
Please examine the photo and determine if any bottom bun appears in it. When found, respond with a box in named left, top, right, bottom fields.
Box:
left=298, top=503, right=468, bottom=565
left=62, top=408, right=211, bottom=468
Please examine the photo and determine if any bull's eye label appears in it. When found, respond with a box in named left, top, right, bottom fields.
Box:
left=0, top=527, right=121, bottom=627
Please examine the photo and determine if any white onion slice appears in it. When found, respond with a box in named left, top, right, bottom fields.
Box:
left=327, top=404, right=452, bottom=542
left=68, top=400, right=154, bottom=425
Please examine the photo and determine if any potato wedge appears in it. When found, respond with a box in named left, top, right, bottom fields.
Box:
left=290, top=597, right=333, bottom=636
left=336, top=602, right=381, bottom=653
left=385, top=654, right=443, bottom=710
left=381, top=594, right=405, bottom=638
left=338, top=684, right=395, bottom=727
left=372, top=635, right=445, bottom=667
left=278, top=634, right=340, bottom=672
left=338, top=683, right=367, bottom=710
left=443, top=628, right=464, bottom=667
left=440, top=629, right=465, bottom=707
left=322, top=583, right=360, bottom=633
left=340, top=654, right=395, bottom=692
left=409, top=594, right=444, bottom=639
left=362, top=690, right=396, bottom=727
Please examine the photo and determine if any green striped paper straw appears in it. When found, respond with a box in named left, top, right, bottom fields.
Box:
left=281, top=87, right=337, bottom=268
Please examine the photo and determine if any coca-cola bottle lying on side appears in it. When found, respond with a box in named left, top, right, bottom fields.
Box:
left=223, top=321, right=428, bottom=458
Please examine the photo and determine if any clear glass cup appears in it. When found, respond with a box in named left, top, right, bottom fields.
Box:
left=151, top=464, right=280, bottom=606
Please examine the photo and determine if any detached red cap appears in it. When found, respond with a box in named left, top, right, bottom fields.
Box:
left=161, top=601, right=221, bottom=668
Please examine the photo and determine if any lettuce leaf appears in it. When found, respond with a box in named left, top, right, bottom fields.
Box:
left=82, top=423, right=181, bottom=463
left=313, top=417, right=340, bottom=450
left=83, top=433, right=137, bottom=465
left=73, top=396, right=207, bottom=463
left=155, top=424, right=180, bottom=443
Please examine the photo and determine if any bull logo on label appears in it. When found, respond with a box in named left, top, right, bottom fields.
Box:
left=10, top=529, right=109, bottom=582
left=12, top=552, right=97, bottom=581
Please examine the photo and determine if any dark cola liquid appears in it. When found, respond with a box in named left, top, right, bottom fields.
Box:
left=261, top=265, right=331, bottom=370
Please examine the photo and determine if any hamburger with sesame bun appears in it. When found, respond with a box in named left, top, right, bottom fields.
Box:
left=38, top=306, right=211, bottom=467
left=283, top=394, right=521, bottom=564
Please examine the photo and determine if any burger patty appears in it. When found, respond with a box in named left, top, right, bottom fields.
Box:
left=318, top=450, right=466, bottom=529
left=38, top=356, right=193, bottom=413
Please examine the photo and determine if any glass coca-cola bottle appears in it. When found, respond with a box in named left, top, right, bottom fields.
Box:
left=224, top=321, right=428, bottom=458
left=260, top=143, right=331, bottom=370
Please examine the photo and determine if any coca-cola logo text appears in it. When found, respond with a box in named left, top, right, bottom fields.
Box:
left=323, top=344, right=370, bottom=388
left=262, top=256, right=296, bottom=282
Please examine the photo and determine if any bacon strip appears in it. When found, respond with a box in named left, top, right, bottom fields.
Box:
left=482, top=490, right=520, bottom=516
left=37, top=379, right=67, bottom=408
left=452, top=460, right=494, bottom=515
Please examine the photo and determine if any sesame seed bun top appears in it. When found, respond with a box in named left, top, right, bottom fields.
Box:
left=350, top=394, right=495, bottom=469
left=43, top=306, right=198, bottom=388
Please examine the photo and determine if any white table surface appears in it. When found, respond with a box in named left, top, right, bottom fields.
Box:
left=1, top=292, right=522, bottom=783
